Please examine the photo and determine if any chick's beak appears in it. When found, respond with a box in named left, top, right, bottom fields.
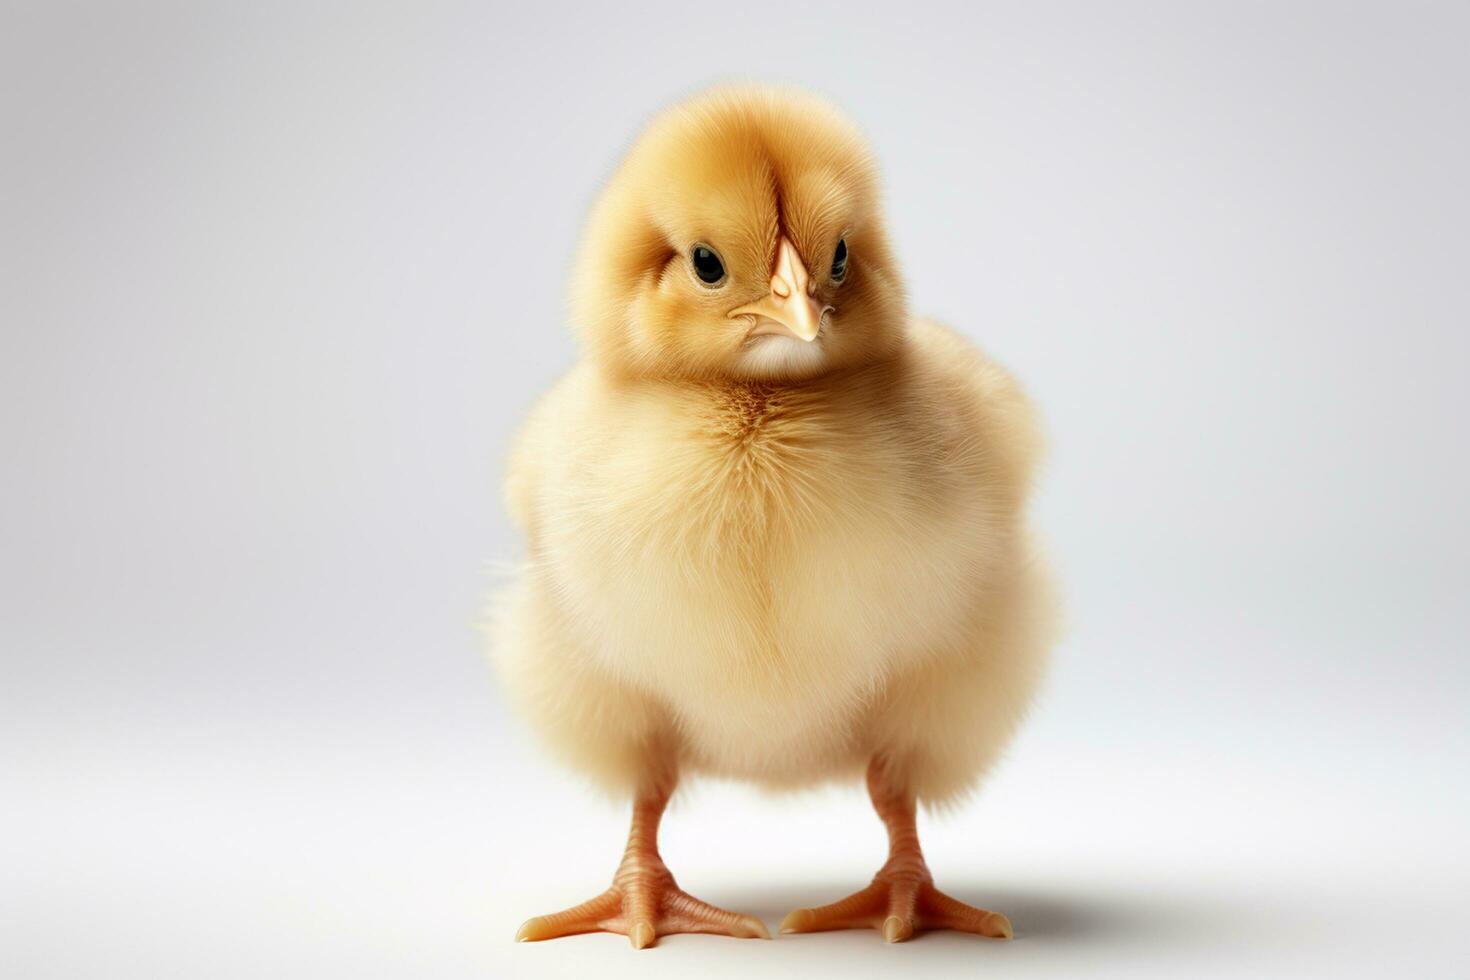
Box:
left=728, top=237, right=831, bottom=342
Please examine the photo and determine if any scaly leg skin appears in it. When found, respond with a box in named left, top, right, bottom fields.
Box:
left=780, top=758, right=1014, bottom=944
left=514, top=774, right=770, bottom=949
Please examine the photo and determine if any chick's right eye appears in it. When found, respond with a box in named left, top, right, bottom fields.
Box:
left=691, top=244, right=726, bottom=285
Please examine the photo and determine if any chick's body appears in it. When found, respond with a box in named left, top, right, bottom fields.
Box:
left=499, top=321, right=1048, bottom=800
left=494, top=87, right=1056, bottom=948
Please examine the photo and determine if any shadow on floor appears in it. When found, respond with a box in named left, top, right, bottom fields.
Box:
left=705, top=878, right=1232, bottom=946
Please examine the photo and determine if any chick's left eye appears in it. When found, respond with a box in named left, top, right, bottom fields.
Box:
left=831, top=238, right=849, bottom=281
left=691, top=244, right=726, bottom=285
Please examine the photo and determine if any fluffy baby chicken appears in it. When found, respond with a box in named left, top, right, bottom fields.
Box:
left=492, top=86, right=1056, bottom=948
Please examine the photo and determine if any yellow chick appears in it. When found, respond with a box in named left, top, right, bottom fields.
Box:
left=492, top=85, right=1056, bottom=949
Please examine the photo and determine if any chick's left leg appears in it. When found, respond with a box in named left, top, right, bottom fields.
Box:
left=780, top=757, right=1013, bottom=944
left=515, top=774, right=769, bottom=949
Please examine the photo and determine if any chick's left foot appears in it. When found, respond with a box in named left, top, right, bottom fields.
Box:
left=780, top=870, right=1012, bottom=944
left=515, top=862, right=769, bottom=949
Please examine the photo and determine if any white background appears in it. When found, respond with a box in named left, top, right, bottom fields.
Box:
left=3, top=2, right=1467, bottom=977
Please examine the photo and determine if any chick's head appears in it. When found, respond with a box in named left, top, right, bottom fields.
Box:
left=572, top=87, right=907, bottom=381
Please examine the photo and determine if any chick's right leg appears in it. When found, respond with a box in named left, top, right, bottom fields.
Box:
left=779, top=757, right=1013, bottom=943
left=514, top=770, right=769, bottom=949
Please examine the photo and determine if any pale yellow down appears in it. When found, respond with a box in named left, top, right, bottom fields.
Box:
left=491, top=86, right=1057, bottom=811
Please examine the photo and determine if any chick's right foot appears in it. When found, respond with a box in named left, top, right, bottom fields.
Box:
left=515, top=862, right=769, bottom=949
left=779, top=869, right=1012, bottom=943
